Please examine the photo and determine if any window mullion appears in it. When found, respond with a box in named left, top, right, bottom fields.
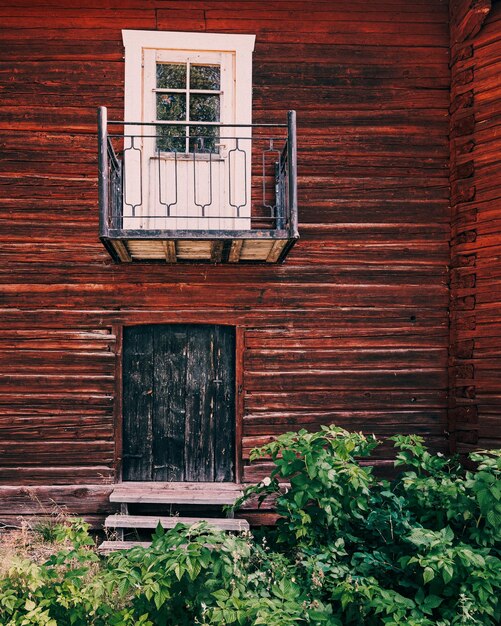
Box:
left=154, top=88, right=221, bottom=95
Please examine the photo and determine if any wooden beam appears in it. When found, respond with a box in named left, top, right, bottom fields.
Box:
left=112, top=324, right=123, bottom=482
left=0, top=486, right=113, bottom=515
left=266, top=240, right=286, bottom=263
left=228, top=239, right=244, bottom=263
left=162, top=241, right=177, bottom=263
left=104, top=514, right=249, bottom=531
left=452, top=0, right=491, bottom=44
left=99, top=541, right=151, bottom=553
left=235, top=326, right=245, bottom=483
left=109, top=482, right=243, bottom=505
left=113, top=240, right=132, bottom=262
left=210, top=240, right=224, bottom=263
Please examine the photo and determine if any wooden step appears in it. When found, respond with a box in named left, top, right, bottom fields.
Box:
left=109, top=482, right=244, bottom=505
left=98, top=540, right=151, bottom=554
left=105, top=514, right=249, bottom=531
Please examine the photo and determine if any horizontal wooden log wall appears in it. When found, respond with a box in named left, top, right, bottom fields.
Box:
left=0, top=0, right=451, bottom=524
left=449, top=0, right=501, bottom=453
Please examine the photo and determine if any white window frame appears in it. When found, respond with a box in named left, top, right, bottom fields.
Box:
left=122, top=30, right=255, bottom=131
left=145, top=48, right=229, bottom=156
left=122, top=30, right=255, bottom=230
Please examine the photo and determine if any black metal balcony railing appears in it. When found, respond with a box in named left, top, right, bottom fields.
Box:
left=98, top=106, right=298, bottom=263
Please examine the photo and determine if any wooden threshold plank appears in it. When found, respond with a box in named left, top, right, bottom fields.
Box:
left=228, top=239, right=244, bottom=263
left=113, top=482, right=243, bottom=491
left=110, top=492, right=241, bottom=504
left=104, top=515, right=249, bottom=531
left=162, top=241, right=177, bottom=263
left=110, top=482, right=243, bottom=505
left=113, top=240, right=132, bottom=262
left=266, top=240, right=287, bottom=263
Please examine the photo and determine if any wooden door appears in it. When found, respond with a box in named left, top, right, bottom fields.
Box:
left=122, top=325, right=235, bottom=482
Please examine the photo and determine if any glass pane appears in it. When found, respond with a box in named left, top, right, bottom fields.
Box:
left=190, top=64, right=220, bottom=90
left=189, top=94, right=220, bottom=122
left=189, top=125, right=219, bottom=154
left=157, top=93, right=186, bottom=121
left=156, top=125, right=186, bottom=153
left=156, top=63, right=186, bottom=89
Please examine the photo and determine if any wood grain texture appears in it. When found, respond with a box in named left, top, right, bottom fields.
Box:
left=109, top=481, right=243, bottom=504
left=122, top=325, right=235, bottom=482
left=0, top=0, right=452, bottom=519
left=449, top=0, right=501, bottom=453
left=122, top=325, right=154, bottom=480
left=104, top=514, right=250, bottom=530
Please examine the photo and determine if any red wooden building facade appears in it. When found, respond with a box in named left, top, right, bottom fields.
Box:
left=0, top=0, right=500, bottom=526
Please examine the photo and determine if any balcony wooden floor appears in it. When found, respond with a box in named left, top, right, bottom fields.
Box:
left=103, top=236, right=296, bottom=263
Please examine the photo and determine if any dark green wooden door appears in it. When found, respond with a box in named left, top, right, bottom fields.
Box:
left=122, top=325, right=235, bottom=482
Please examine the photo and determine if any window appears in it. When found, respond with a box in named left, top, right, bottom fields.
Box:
left=122, top=30, right=255, bottom=230
left=154, top=58, right=222, bottom=154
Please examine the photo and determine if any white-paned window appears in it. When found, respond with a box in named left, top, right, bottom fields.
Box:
left=122, top=30, right=255, bottom=230
left=153, top=56, right=222, bottom=154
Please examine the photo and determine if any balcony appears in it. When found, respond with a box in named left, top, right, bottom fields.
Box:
left=98, top=107, right=298, bottom=263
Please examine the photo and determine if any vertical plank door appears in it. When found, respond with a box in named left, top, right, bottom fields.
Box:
left=122, top=325, right=235, bottom=482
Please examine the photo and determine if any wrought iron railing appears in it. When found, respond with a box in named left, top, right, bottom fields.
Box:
left=98, top=107, right=298, bottom=238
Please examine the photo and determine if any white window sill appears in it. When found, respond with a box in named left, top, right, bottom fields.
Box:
left=150, top=154, right=224, bottom=162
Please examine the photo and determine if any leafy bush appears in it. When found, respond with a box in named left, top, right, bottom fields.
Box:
left=0, top=520, right=312, bottom=626
left=235, top=427, right=501, bottom=625
left=0, top=426, right=499, bottom=625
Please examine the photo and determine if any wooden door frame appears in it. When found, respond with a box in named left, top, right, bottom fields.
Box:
left=112, top=322, right=244, bottom=484
left=234, top=325, right=244, bottom=484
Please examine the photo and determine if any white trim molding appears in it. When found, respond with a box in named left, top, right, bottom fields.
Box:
left=121, top=30, right=256, bottom=231
left=122, top=30, right=255, bottom=125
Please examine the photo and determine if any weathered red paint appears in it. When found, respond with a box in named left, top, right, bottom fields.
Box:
left=0, top=0, right=498, bottom=526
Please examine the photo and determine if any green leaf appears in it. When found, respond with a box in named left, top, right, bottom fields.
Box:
left=154, top=592, right=164, bottom=611
left=442, top=564, right=454, bottom=584
left=309, top=610, right=329, bottom=621
left=222, top=608, right=238, bottom=623
left=213, top=589, right=230, bottom=602
left=117, top=577, right=129, bottom=598
left=423, top=567, right=435, bottom=584
left=423, top=595, right=442, bottom=611
left=487, top=508, right=501, bottom=527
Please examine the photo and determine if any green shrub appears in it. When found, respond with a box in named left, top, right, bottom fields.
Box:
left=0, top=426, right=499, bottom=625
left=235, top=426, right=501, bottom=625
